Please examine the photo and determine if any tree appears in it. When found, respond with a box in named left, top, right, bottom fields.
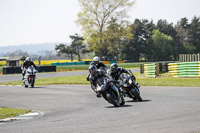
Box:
left=121, top=19, right=154, bottom=61
left=5, top=50, right=29, bottom=57
left=55, top=34, right=85, bottom=61
left=104, top=17, right=133, bottom=59
left=55, top=44, right=75, bottom=61
left=151, top=29, right=174, bottom=60
left=156, top=19, right=179, bottom=60
left=76, top=0, right=134, bottom=57
left=175, top=17, right=191, bottom=54
left=188, top=16, right=200, bottom=53
left=69, top=34, right=84, bottom=61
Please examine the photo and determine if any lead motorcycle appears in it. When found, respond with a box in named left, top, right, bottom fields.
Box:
left=96, top=76, right=125, bottom=107
left=117, top=70, right=142, bottom=101
left=23, top=66, right=37, bottom=88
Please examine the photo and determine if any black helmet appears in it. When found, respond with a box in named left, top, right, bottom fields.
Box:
left=110, top=63, right=118, bottom=73
left=89, top=65, right=97, bottom=75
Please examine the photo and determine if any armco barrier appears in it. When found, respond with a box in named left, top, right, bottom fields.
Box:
left=168, top=62, right=200, bottom=77
left=51, top=60, right=125, bottom=66
left=3, top=66, right=56, bottom=75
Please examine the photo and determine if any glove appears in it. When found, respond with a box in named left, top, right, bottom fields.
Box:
left=86, top=76, right=89, bottom=81
left=109, top=79, right=115, bottom=83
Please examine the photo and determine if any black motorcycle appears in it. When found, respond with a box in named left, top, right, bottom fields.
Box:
left=96, top=76, right=125, bottom=107
left=117, top=71, right=142, bottom=101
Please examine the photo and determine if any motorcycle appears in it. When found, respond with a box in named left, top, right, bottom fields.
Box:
left=23, top=66, right=37, bottom=88
left=96, top=76, right=125, bottom=107
left=117, top=70, right=142, bottom=101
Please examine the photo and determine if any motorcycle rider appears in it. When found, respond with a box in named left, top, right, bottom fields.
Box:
left=108, top=63, right=136, bottom=83
left=86, top=56, right=107, bottom=81
left=87, top=65, right=113, bottom=98
left=90, top=56, right=107, bottom=69
left=21, top=57, right=37, bottom=80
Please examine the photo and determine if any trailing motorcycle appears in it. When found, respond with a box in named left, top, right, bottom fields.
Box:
left=96, top=76, right=125, bottom=107
left=117, top=70, right=142, bottom=101
left=23, top=66, right=37, bottom=88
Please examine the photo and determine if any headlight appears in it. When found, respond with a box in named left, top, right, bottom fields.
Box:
left=129, top=79, right=132, bottom=84
left=124, top=83, right=128, bottom=87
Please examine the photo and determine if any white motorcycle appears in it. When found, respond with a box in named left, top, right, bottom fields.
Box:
left=23, top=66, right=37, bottom=88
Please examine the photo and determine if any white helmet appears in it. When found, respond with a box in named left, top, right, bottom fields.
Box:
left=25, top=57, right=31, bottom=62
left=93, top=56, right=100, bottom=64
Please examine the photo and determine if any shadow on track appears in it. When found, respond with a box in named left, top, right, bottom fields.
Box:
left=105, top=104, right=132, bottom=108
left=29, top=86, right=46, bottom=88
left=126, top=99, right=151, bottom=103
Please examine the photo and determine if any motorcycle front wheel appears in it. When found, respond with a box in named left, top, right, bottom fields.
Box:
left=130, top=87, right=142, bottom=101
left=105, top=91, right=120, bottom=107
left=119, top=93, right=125, bottom=105
left=30, top=78, right=35, bottom=88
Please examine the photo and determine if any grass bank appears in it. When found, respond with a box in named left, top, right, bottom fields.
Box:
left=1, top=72, right=200, bottom=87
left=0, top=107, right=31, bottom=120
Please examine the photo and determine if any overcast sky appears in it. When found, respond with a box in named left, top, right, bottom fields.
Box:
left=0, top=0, right=199, bottom=46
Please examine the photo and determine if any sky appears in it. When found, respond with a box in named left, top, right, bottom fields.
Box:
left=0, top=0, right=200, bottom=47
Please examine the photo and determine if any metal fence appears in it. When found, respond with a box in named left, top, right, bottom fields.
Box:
left=179, top=54, right=200, bottom=62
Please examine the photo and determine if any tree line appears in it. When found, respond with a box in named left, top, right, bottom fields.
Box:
left=55, top=0, right=200, bottom=61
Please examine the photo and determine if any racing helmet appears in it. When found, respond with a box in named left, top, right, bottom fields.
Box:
left=110, top=63, right=118, bottom=73
left=25, top=57, right=31, bottom=62
left=93, top=56, right=100, bottom=65
left=89, top=65, right=97, bottom=75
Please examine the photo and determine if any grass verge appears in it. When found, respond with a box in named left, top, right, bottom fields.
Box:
left=1, top=72, right=200, bottom=87
left=0, top=107, right=31, bottom=120
left=56, top=63, right=140, bottom=72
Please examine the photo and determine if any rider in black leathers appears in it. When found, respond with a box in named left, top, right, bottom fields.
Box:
left=108, top=63, right=135, bottom=81
left=87, top=65, right=113, bottom=98
left=21, top=57, right=37, bottom=80
left=86, top=56, right=107, bottom=81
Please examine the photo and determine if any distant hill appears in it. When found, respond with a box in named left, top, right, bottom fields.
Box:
left=0, top=42, right=69, bottom=56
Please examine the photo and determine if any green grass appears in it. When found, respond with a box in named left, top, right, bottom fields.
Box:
left=56, top=63, right=140, bottom=72
left=115, top=63, right=140, bottom=68
left=0, top=107, right=31, bottom=119
left=1, top=72, right=200, bottom=87
left=0, top=66, right=3, bottom=74
left=57, top=65, right=89, bottom=71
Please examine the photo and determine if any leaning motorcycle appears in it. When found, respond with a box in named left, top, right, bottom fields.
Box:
left=23, top=66, right=37, bottom=88
left=96, top=76, right=125, bottom=107
left=117, top=71, right=142, bottom=101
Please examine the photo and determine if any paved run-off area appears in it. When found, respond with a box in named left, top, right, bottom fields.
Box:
left=0, top=85, right=200, bottom=133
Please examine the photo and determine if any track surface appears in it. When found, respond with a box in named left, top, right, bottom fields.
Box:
left=0, top=85, right=200, bottom=133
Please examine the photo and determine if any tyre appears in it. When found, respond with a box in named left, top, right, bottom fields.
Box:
left=120, top=93, right=125, bottom=106
left=130, top=87, right=142, bottom=101
left=23, top=82, right=28, bottom=88
left=30, top=78, right=35, bottom=88
left=106, top=92, right=120, bottom=107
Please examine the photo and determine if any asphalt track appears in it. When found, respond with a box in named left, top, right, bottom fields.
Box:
left=0, top=85, right=200, bottom=133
